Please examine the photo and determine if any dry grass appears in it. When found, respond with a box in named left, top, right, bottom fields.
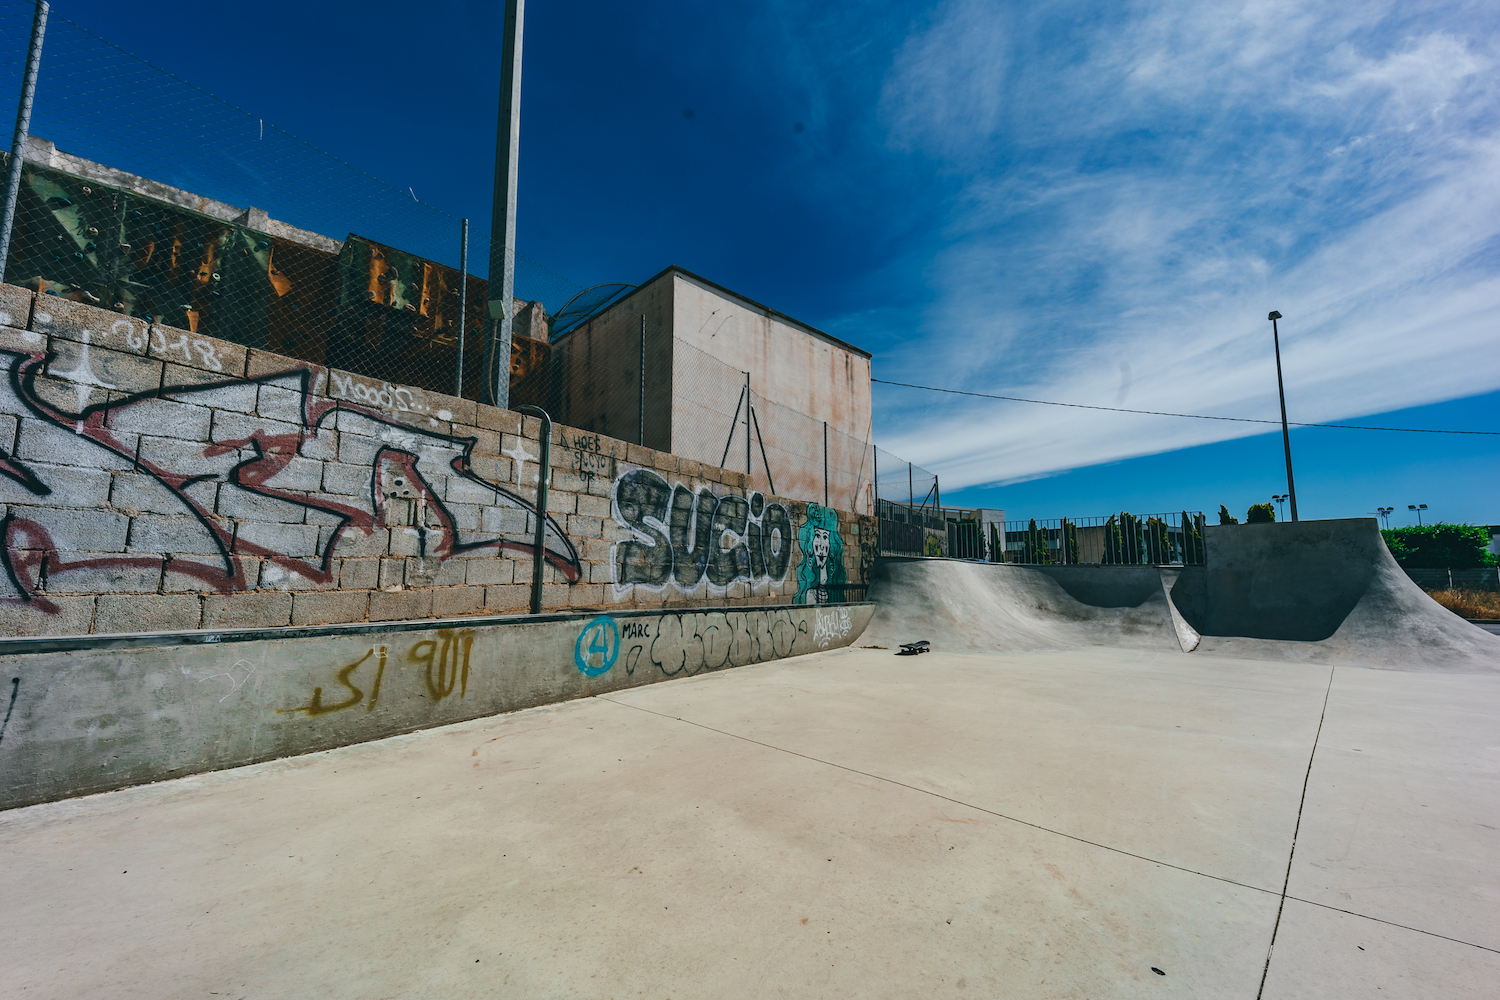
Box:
left=1426, top=588, right=1500, bottom=621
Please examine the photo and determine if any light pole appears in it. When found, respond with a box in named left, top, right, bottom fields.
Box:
left=1268, top=311, right=1298, bottom=521
left=1272, top=493, right=1289, bottom=520
left=1407, top=503, right=1427, bottom=526
left=1376, top=506, right=1394, bottom=529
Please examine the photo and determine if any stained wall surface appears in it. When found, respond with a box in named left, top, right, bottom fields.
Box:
left=0, top=282, right=873, bottom=637
left=0, top=601, right=875, bottom=809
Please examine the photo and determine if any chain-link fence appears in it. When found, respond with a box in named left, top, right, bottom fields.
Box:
left=0, top=1, right=579, bottom=402
left=0, top=2, right=879, bottom=514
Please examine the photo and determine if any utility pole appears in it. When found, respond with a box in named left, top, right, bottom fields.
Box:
left=0, top=1, right=48, bottom=285
left=1268, top=311, right=1298, bottom=521
left=484, top=0, right=525, bottom=410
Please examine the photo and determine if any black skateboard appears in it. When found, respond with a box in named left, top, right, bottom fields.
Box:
left=896, top=640, right=931, bottom=656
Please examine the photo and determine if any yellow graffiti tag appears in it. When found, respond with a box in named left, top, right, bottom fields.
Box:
left=280, top=645, right=389, bottom=716
left=409, top=629, right=475, bottom=702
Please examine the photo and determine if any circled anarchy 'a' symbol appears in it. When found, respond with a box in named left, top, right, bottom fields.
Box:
left=574, top=615, right=619, bottom=677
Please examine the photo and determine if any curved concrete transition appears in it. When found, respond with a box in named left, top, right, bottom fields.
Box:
left=863, top=518, right=1500, bottom=672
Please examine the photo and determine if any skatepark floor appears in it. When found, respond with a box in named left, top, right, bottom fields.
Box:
left=4, top=645, right=1498, bottom=999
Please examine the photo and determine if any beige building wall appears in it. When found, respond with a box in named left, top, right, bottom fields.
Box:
left=668, top=270, right=873, bottom=514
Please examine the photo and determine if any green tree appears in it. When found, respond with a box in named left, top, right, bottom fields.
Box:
left=1380, top=523, right=1496, bottom=569
left=1246, top=502, right=1275, bottom=524
left=1060, top=517, right=1080, bottom=564
left=1181, top=511, right=1205, bottom=564
left=1218, top=504, right=1238, bottom=525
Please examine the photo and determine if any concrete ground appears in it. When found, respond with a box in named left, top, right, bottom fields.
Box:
left=4, top=645, right=1497, bottom=998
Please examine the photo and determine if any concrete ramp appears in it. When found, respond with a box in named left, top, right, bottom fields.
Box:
left=864, top=519, right=1500, bottom=672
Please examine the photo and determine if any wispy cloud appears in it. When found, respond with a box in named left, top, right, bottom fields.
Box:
left=861, top=0, right=1500, bottom=489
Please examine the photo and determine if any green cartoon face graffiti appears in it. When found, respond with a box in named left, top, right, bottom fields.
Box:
left=795, top=504, right=846, bottom=604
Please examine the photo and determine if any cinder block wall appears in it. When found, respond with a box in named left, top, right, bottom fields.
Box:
left=0, top=283, right=873, bottom=636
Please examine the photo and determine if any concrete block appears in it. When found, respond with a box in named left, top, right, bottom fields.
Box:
left=476, top=405, right=521, bottom=435
left=567, top=514, right=603, bottom=538
left=456, top=426, right=500, bottom=455
left=45, top=338, right=163, bottom=400
left=249, top=559, right=322, bottom=591
left=588, top=561, right=615, bottom=585
left=465, top=558, right=513, bottom=586
left=292, top=590, right=368, bottom=626
left=479, top=506, right=531, bottom=535
left=165, top=553, right=256, bottom=593
left=162, top=369, right=257, bottom=411
left=442, top=476, right=501, bottom=506
left=543, top=491, right=575, bottom=516
left=484, top=584, right=528, bottom=611
left=626, top=443, right=657, bottom=467
left=338, top=558, right=380, bottom=590
left=520, top=416, right=543, bottom=439
left=539, top=583, right=570, bottom=610
left=0, top=282, right=34, bottom=330
left=257, top=382, right=307, bottom=423
left=209, top=409, right=299, bottom=444
left=0, top=281, right=33, bottom=328
left=379, top=557, right=406, bottom=589
left=128, top=514, right=226, bottom=555
left=369, top=588, right=432, bottom=621
left=31, top=298, right=150, bottom=356
left=260, top=455, right=324, bottom=493
left=586, top=474, right=614, bottom=498
left=202, top=590, right=292, bottom=629
left=15, top=415, right=135, bottom=469
left=42, top=556, right=163, bottom=595
left=0, top=323, right=45, bottom=356
left=513, top=560, right=534, bottom=586
left=466, top=453, right=512, bottom=484
left=0, top=412, right=18, bottom=452
left=576, top=493, right=611, bottom=519
left=148, top=324, right=248, bottom=378
left=388, top=529, right=425, bottom=558
left=246, top=349, right=322, bottom=383
left=331, top=527, right=390, bottom=558
left=567, top=583, right=604, bottom=607
left=407, top=558, right=466, bottom=588
left=214, top=488, right=306, bottom=523
left=582, top=536, right=614, bottom=564
left=94, top=593, right=202, bottom=633
left=321, top=462, right=370, bottom=497
left=678, top=458, right=703, bottom=480
left=26, top=371, right=110, bottom=416
left=431, top=586, right=484, bottom=618
left=443, top=502, right=481, bottom=531
left=0, top=461, right=110, bottom=509
left=0, top=594, right=94, bottom=636
left=233, top=521, right=319, bottom=558
left=105, top=396, right=213, bottom=441
left=6, top=504, right=130, bottom=552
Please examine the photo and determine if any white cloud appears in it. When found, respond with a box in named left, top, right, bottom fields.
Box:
left=863, top=1, right=1500, bottom=490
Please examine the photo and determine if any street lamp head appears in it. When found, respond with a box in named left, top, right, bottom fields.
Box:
left=1408, top=505, right=1417, bottom=510
left=1268, top=310, right=1282, bottom=321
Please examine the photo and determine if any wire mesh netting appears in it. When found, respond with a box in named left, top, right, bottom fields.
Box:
left=874, top=446, right=938, bottom=508
left=0, top=2, right=878, bottom=515
left=0, top=2, right=580, bottom=402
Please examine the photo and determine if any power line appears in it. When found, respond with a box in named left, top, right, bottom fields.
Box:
left=870, top=379, right=1500, bottom=436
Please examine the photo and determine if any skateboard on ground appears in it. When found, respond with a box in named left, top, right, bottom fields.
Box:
left=896, top=640, right=931, bottom=656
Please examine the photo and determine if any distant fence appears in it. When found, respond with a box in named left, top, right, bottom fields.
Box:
left=1004, top=512, right=1207, bottom=567
left=1405, top=568, right=1500, bottom=592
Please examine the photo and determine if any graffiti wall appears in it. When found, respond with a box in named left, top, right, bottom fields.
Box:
left=0, top=601, right=877, bottom=809
left=0, top=283, right=872, bottom=637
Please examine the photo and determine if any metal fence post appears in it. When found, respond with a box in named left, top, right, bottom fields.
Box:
left=516, top=404, right=550, bottom=614
left=744, top=371, right=751, bottom=477
left=0, top=1, right=49, bottom=285
left=454, top=217, right=468, bottom=398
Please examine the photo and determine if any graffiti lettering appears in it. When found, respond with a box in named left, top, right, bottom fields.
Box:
left=0, top=349, right=581, bottom=611
left=617, top=608, right=809, bottom=677
left=612, top=469, right=791, bottom=594
left=281, top=645, right=388, bottom=716
left=812, top=607, right=853, bottom=648
left=410, top=628, right=474, bottom=701
left=328, top=369, right=420, bottom=413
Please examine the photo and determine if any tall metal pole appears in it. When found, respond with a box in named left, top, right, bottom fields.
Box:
left=638, top=314, right=645, bottom=445
left=1268, top=311, right=1298, bottom=521
left=0, top=1, right=48, bottom=285
left=484, top=0, right=525, bottom=410
left=454, top=217, right=469, bottom=398
left=517, top=404, right=551, bottom=614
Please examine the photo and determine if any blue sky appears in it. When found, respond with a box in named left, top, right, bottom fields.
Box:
left=13, top=0, right=1500, bottom=524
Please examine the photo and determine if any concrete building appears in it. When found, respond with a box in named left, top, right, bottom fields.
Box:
left=536, top=266, right=875, bottom=514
